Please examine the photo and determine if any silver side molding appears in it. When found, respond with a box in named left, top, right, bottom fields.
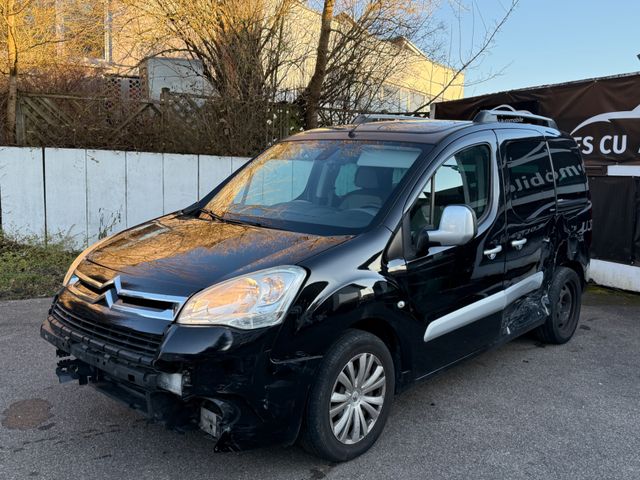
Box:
left=503, top=272, right=544, bottom=305
left=423, top=271, right=544, bottom=342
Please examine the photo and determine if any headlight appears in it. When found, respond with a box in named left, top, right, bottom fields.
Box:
left=177, top=266, right=306, bottom=329
left=63, top=235, right=114, bottom=286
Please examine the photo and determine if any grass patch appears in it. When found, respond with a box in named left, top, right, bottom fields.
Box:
left=0, top=233, right=78, bottom=300
left=584, top=283, right=640, bottom=307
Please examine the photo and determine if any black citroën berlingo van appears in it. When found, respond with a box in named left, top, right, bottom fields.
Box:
left=42, top=109, right=591, bottom=461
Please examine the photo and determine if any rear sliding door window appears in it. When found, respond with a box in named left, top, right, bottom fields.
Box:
left=505, top=139, right=555, bottom=221
left=548, top=138, right=588, bottom=206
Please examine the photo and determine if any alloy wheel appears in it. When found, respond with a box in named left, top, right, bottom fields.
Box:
left=329, top=352, right=386, bottom=445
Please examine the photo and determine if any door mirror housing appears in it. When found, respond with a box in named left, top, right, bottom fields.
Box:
left=416, top=205, right=477, bottom=255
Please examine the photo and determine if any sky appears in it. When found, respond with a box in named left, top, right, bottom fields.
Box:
left=442, top=0, right=640, bottom=98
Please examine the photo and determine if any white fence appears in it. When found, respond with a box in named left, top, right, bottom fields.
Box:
left=0, top=147, right=249, bottom=249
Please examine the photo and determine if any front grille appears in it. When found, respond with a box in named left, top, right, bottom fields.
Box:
left=67, top=270, right=187, bottom=321
left=50, top=303, right=163, bottom=365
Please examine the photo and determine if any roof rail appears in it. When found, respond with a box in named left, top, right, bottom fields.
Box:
left=473, top=108, right=558, bottom=130
left=353, top=113, right=424, bottom=124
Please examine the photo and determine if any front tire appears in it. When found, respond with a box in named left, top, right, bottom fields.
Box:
left=300, top=329, right=395, bottom=462
left=536, top=266, right=582, bottom=344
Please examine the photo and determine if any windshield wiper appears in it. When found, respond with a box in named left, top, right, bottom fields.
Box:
left=199, top=208, right=244, bottom=226
left=199, top=208, right=266, bottom=228
left=199, top=208, right=225, bottom=222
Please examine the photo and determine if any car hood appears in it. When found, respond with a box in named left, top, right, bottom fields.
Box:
left=79, top=214, right=350, bottom=296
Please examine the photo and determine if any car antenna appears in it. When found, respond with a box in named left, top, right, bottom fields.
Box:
left=348, top=121, right=362, bottom=138
left=348, top=113, right=371, bottom=138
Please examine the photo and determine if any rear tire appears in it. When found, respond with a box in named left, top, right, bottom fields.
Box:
left=536, top=266, right=582, bottom=344
left=300, top=329, right=395, bottom=462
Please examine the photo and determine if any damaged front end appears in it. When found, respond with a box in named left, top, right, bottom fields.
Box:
left=41, top=296, right=320, bottom=451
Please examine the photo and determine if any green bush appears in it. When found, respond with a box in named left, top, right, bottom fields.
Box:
left=0, top=233, right=78, bottom=300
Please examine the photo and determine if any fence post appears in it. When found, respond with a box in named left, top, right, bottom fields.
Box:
left=15, top=93, right=25, bottom=145
left=160, top=87, right=170, bottom=151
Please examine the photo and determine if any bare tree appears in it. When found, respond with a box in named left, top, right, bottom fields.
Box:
left=411, top=0, right=521, bottom=112
left=119, top=0, right=318, bottom=154
left=4, top=0, right=17, bottom=143
left=301, top=0, right=335, bottom=129
left=0, top=0, right=108, bottom=143
left=129, top=0, right=516, bottom=132
left=299, top=0, right=443, bottom=128
left=127, top=0, right=301, bottom=101
left=300, top=0, right=520, bottom=127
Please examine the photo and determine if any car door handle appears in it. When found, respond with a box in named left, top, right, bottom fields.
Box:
left=511, top=238, right=527, bottom=250
left=483, top=245, right=502, bottom=260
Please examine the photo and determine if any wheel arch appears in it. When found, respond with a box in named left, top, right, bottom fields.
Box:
left=349, top=317, right=411, bottom=392
left=560, top=259, right=586, bottom=288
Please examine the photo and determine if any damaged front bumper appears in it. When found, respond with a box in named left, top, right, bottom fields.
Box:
left=41, top=308, right=321, bottom=451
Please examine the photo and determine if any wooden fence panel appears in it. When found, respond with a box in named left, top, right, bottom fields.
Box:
left=15, top=92, right=304, bottom=157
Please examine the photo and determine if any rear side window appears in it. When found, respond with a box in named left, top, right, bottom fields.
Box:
left=505, top=139, right=555, bottom=221
left=548, top=138, right=588, bottom=205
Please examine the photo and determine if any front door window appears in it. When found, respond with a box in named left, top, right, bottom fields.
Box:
left=409, top=144, right=491, bottom=251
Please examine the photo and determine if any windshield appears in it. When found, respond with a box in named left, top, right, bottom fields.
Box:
left=202, top=140, right=432, bottom=235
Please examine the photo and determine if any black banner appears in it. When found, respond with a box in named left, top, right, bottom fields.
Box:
left=589, top=176, right=639, bottom=263
left=433, top=73, right=640, bottom=166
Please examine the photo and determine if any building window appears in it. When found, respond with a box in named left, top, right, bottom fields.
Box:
left=410, top=92, right=426, bottom=112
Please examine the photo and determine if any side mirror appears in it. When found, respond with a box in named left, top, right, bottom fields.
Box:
left=416, top=205, right=477, bottom=255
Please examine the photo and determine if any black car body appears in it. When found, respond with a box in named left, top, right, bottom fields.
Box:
left=41, top=110, right=591, bottom=461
